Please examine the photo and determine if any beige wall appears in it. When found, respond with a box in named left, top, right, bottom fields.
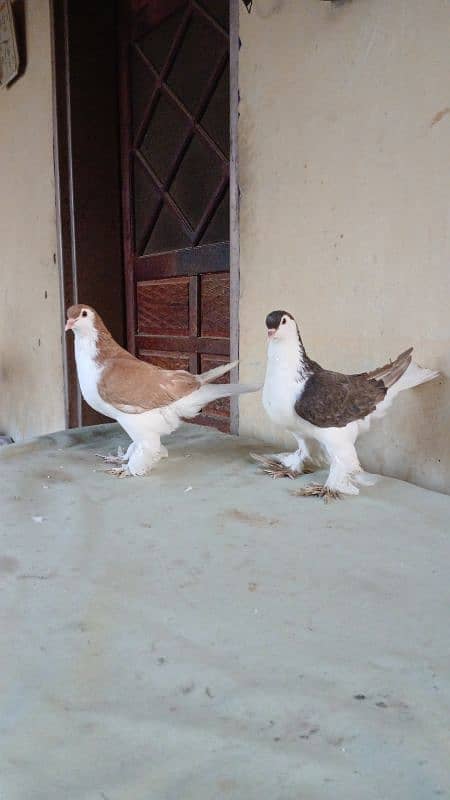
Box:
left=238, top=0, right=450, bottom=494
left=0, top=0, right=65, bottom=441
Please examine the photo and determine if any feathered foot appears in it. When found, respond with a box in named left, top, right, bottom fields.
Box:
left=291, top=483, right=342, bottom=502
left=106, top=465, right=132, bottom=478
left=250, top=452, right=314, bottom=480
left=95, top=446, right=128, bottom=465
left=116, top=440, right=167, bottom=477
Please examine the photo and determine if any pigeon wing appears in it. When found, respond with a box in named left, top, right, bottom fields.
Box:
left=98, top=357, right=200, bottom=414
left=295, top=346, right=413, bottom=428
left=295, top=370, right=387, bottom=428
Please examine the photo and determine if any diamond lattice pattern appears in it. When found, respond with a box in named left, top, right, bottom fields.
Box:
left=131, top=0, right=230, bottom=256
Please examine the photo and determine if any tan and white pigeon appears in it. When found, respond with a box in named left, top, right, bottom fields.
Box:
left=65, top=304, right=258, bottom=476
left=254, top=309, right=439, bottom=498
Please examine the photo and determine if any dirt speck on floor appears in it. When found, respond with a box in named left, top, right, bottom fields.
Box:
left=217, top=778, right=238, bottom=793
left=0, top=556, right=19, bottom=574
left=180, top=682, right=195, bottom=695
left=224, top=509, right=280, bottom=528
left=35, top=470, right=73, bottom=484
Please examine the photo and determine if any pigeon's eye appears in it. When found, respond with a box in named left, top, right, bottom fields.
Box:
left=281, top=318, right=286, bottom=325
left=81, top=310, right=88, bottom=318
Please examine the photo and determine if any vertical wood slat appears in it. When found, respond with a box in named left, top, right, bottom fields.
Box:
left=52, top=0, right=125, bottom=427
left=189, top=275, right=199, bottom=372
left=118, top=0, right=137, bottom=355
left=50, top=0, right=80, bottom=428
left=188, top=275, right=198, bottom=336
left=229, top=0, right=240, bottom=433
left=189, top=353, right=199, bottom=374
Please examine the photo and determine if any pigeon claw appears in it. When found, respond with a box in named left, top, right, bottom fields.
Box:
left=250, top=452, right=299, bottom=479
left=250, top=452, right=314, bottom=480
left=105, top=465, right=131, bottom=478
left=95, top=447, right=126, bottom=465
left=291, top=483, right=342, bottom=502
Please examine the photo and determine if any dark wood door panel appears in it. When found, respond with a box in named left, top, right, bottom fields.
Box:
left=120, top=0, right=230, bottom=429
left=137, top=277, right=190, bottom=335
left=139, top=350, right=191, bottom=370
left=200, top=272, right=229, bottom=338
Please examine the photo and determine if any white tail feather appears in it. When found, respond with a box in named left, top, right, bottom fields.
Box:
left=388, top=361, right=440, bottom=395
left=360, top=361, right=439, bottom=431
left=197, top=360, right=238, bottom=385
left=175, top=381, right=260, bottom=420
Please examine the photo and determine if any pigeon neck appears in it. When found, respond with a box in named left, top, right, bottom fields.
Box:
left=268, top=327, right=309, bottom=382
left=74, top=326, right=99, bottom=362
left=87, top=317, right=130, bottom=364
left=295, top=328, right=309, bottom=376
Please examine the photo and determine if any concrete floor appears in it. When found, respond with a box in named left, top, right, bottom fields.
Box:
left=1, top=423, right=449, bottom=800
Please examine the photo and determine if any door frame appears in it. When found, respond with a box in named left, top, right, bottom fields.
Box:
left=51, top=0, right=240, bottom=433
left=229, top=0, right=240, bottom=433
left=50, top=0, right=126, bottom=429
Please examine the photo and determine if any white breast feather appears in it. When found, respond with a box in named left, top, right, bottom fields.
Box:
left=262, top=337, right=306, bottom=429
left=74, top=335, right=117, bottom=419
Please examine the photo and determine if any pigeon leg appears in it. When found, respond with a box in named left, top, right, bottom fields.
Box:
left=292, top=440, right=365, bottom=500
left=159, top=444, right=168, bottom=459
left=125, top=436, right=166, bottom=477
left=96, top=442, right=135, bottom=465
left=250, top=437, right=314, bottom=479
left=318, top=440, right=362, bottom=497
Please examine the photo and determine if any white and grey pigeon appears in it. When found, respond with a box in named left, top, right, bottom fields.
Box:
left=65, top=304, right=258, bottom=476
left=255, top=309, right=439, bottom=498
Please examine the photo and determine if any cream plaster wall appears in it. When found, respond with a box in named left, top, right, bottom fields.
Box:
left=238, top=0, right=450, bottom=495
left=0, top=0, right=65, bottom=441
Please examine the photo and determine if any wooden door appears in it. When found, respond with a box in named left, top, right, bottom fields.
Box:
left=119, top=0, right=231, bottom=431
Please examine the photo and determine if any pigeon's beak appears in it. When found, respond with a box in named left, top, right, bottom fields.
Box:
left=267, top=328, right=277, bottom=338
left=65, top=317, right=76, bottom=332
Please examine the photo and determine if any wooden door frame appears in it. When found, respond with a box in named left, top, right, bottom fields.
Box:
left=51, top=0, right=240, bottom=433
left=50, top=0, right=127, bottom=429
left=229, top=0, right=240, bottom=433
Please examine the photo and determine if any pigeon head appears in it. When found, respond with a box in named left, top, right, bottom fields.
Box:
left=65, top=304, right=98, bottom=336
left=265, top=310, right=298, bottom=342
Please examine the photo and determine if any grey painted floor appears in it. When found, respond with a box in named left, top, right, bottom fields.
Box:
left=1, top=423, right=449, bottom=800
